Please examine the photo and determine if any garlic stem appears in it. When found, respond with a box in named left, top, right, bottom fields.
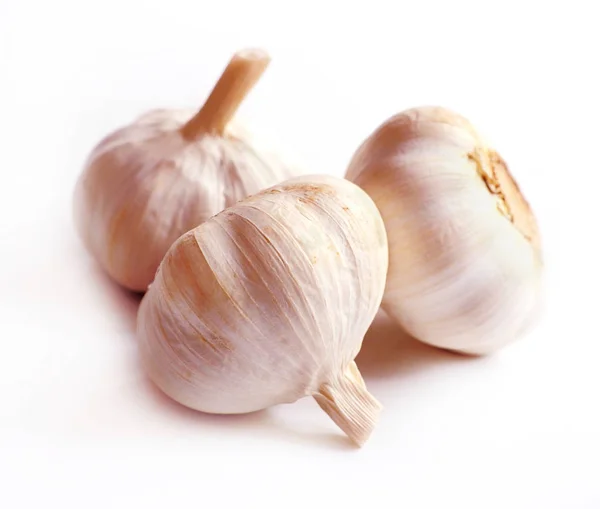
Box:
left=313, top=362, right=382, bottom=447
left=180, top=48, right=271, bottom=139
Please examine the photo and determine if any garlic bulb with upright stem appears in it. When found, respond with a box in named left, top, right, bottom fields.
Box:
left=137, top=174, right=388, bottom=446
left=346, top=106, right=543, bottom=355
left=74, top=48, right=301, bottom=293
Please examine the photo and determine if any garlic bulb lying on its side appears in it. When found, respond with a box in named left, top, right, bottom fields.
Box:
left=346, top=106, right=543, bottom=355
left=74, top=48, right=300, bottom=292
left=137, top=175, right=388, bottom=446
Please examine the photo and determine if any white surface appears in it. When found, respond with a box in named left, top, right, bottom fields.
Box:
left=1, top=1, right=599, bottom=508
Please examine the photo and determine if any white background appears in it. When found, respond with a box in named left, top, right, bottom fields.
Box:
left=1, top=1, right=599, bottom=507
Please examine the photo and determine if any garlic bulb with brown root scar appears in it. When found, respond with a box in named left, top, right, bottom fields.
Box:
left=346, top=106, right=543, bottom=355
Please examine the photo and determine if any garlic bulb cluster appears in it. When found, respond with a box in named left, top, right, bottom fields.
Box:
left=137, top=175, right=389, bottom=446
left=74, top=48, right=300, bottom=293
left=346, top=106, right=543, bottom=355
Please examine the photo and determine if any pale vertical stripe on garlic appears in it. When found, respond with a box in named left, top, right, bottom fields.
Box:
left=137, top=175, right=389, bottom=446
left=346, top=106, right=543, bottom=355
left=74, top=48, right=302, bottom=292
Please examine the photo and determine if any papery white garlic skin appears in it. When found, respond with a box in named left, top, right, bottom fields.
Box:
left=137, top=174, right=388, bottom=445
left=74, top=48, right=300, bottom=293
left=74, top=109, right=297, bottom=292
left=346, top=106, right=543, bottom=355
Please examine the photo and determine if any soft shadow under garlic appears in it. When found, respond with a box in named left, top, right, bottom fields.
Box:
left=140, top=371, right=355, bottom=451
left=88, top=260, right=142, bottom=337
left=356, top=310, right=478, bottom=381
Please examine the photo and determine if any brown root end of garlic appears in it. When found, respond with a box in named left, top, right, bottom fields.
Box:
left=313, top=362, right=382, bottom=447
left=180, top=48, right=271, bottom=140
left=488, top=150, right=542, bottom=255
left=469, top=149, right=542, bottom=258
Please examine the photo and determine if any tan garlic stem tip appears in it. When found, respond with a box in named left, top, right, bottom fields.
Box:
left=313, top=362, right=382, bottom=447
left=180, top=48, right=271, bottom=140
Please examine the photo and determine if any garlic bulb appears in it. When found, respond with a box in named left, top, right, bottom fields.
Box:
left=137, top=175, right=388, bottom=446
left=346, top=106, right=543, bottom=355
left=74, top=48, right=300, bottom=292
